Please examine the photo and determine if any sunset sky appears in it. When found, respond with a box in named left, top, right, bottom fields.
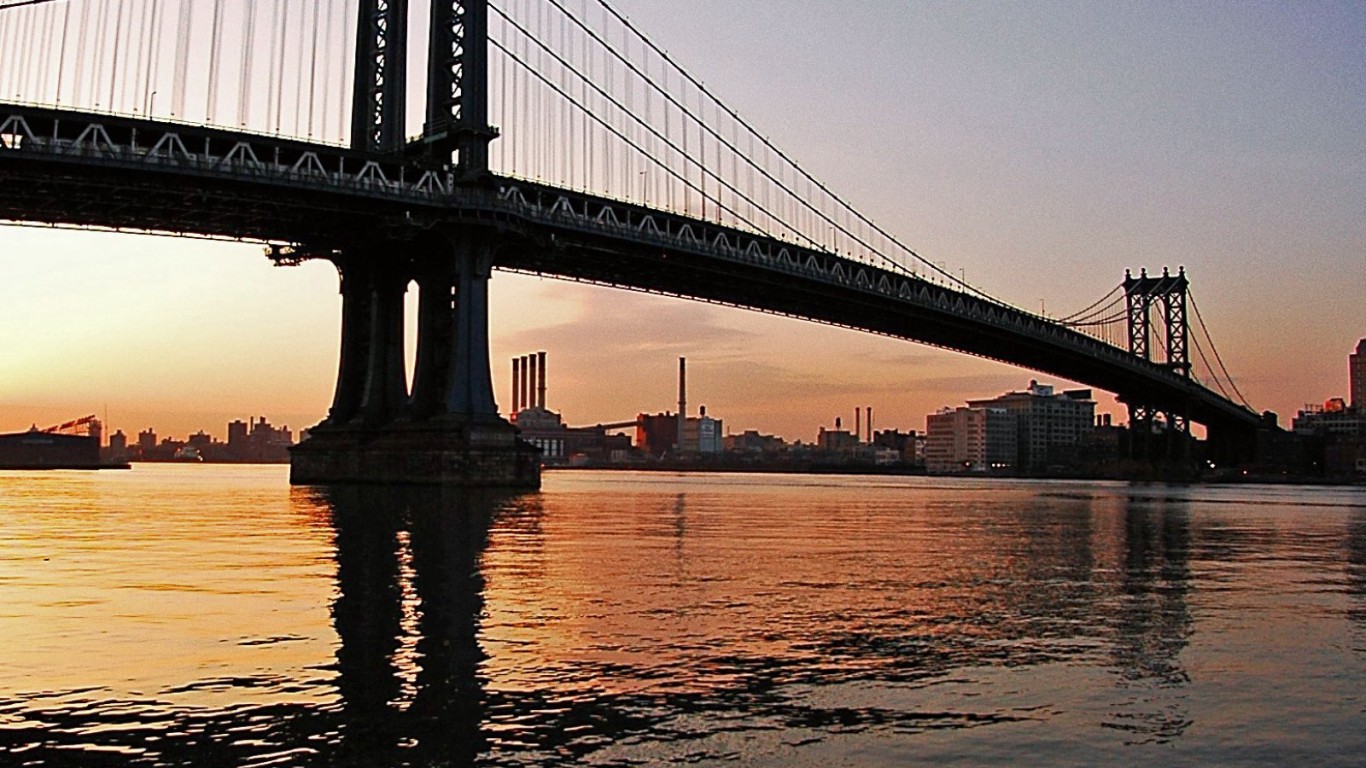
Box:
left=1, top=0, right=1363, bottom=442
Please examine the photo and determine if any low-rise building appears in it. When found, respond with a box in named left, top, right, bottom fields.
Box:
left=967, top=381, right=1096, bottom=472
left=924, top=406, right=1017, bottom=473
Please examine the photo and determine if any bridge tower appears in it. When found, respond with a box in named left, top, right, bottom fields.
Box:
left=424, top=0, right=499, bottom=177
left=292, top=0, right=538, bottom=487
left=352, top=0, right=409, bottom=153
left=1124, top=267, right=1191, bottom=462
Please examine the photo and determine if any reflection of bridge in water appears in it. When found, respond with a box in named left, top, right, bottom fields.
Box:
left=0, top=0, right=1259, bottom=485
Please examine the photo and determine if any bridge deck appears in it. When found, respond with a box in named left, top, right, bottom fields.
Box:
left=0, top=104, right=1259, bottom=435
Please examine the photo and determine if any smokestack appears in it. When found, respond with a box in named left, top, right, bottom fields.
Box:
left=511, top=357, right=521, bottom=413
left=678, top=357, right=687, bottom=453
left=516, top=355, right=527, bottom=412
left=527, top=354, right=538, bottom=411
left=538, top=351, right=547, bottom=409
left=867, top=407, right=873, bottom=442
left=521, top=355, right=532, bottom=413
left=855, top=407, right=861, bottom=442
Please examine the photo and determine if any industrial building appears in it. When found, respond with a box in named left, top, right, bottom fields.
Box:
left=509, top=351, right=634, bottom=464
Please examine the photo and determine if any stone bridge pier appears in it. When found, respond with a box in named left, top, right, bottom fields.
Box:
left=289, top=231, right=541, bottom=487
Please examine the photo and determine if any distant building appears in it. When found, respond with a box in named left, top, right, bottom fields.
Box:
left=514, top=406, right=568, bottom=460
left=1293, top=401, right=1365, bottom=437
left=924, top=406, right=1017, bottom=473
left=873, top=429, right=918, bottom=464
left=1351, top=338, right=1365, bottom=411
left=968, top=381, right=1096, bottom=472
left=138, top=428, right=157, bottom=453
left=724, top=430, right=786, bottom=455
left=681, top=406, right=723, bottom=455
left=227, top=420, right=249, bottom=448
left=636, top=412, right=680, bottom=458
left=816, top=417, right=858, bottom=452
left=105, top=429, right=128, bottom=463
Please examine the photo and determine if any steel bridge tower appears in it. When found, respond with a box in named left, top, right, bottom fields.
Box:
left=291, top=0, right=539, bottom=486
left=1124, top=266, right=1191, bottom=462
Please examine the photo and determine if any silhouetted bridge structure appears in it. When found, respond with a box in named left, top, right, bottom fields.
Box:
left=0, top=0, right=1260, bottom=485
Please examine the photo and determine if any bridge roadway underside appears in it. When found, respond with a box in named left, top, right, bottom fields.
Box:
left=0, top=146, right=429, bottom=249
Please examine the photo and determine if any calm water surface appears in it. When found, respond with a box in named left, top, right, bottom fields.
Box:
left=1, top=465, right=1364, bottom=766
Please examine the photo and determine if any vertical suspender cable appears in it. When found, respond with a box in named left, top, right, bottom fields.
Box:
left=1, top=10, right=13, bottom=98
left=275, top=0, right=288, bottom=134
left=206, top=0, right=224, bottom=122
left=267, top=0, right=280, bottom=132
left=239, top=0, right=256, bottom=126
left=295, top=0, right=308, bottom=136
left=172, top=0, right=191, bottom=117
left=72, top=0, right=91, bottom=105
left=143, top=0, right=161, bottom=114
left=2, top=10, right=16, bottom=99
left=16, top=8, right=28, bottom=98
left=35, top=5, right=51, bottom=101
left=92, top=0, right=109, bottom=107
left=59, top=2, right=76, bottom=103
left=319, top=0, right=334, bottom=141
left=108, top=0, right=126, bottom=109
left=19, top=6, right=34, bottom=100
left=291, top=2, right=305, bottom=136
left=130, top=0, right=148, bottom=111
left=307, top=0, right=320, bottom=136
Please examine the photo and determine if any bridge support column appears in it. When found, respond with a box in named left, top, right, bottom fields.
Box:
left=410, top=259, right=456, bottom=420
left=291, top=233, right=539, bottom=488
left=359, top=262, right=411, bottom=425
left=325, top=260, right=375, bottom=425
left=444, top=236, right=499, bottom=419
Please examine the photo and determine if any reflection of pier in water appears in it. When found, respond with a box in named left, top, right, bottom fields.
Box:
left=325, top=485, right=500, bottom=765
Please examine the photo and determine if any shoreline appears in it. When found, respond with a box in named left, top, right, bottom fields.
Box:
left=544, top=463, right=1365, bottom=486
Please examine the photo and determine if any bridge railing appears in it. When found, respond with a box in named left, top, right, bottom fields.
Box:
left=0, top=105, right=459, bottom=206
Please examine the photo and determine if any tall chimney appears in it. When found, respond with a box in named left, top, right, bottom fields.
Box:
left=537, top=350, right=547, bottom=409
left=527, top=354, right=538, bottom=411
left=855, top=407, right=861, bottom=442
left=511, top=357, right=521, bottom=413
left=677, top=357, right=687, bottom=454
left=520, top=355, right=531, bottom=413
left=867, top=407, right=873, bottom=442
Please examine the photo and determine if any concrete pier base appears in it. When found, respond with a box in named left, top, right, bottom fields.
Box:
left=290, top=418, right=541, bottom=488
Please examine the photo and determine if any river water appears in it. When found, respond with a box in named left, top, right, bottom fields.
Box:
left=1, top=465, right=1364, bottom=766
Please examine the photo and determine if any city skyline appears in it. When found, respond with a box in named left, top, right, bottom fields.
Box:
left=2, top=1, right=1363, bottom=442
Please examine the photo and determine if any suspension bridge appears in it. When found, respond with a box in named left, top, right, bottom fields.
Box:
left=0, top=0, right=1261, bottom=486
